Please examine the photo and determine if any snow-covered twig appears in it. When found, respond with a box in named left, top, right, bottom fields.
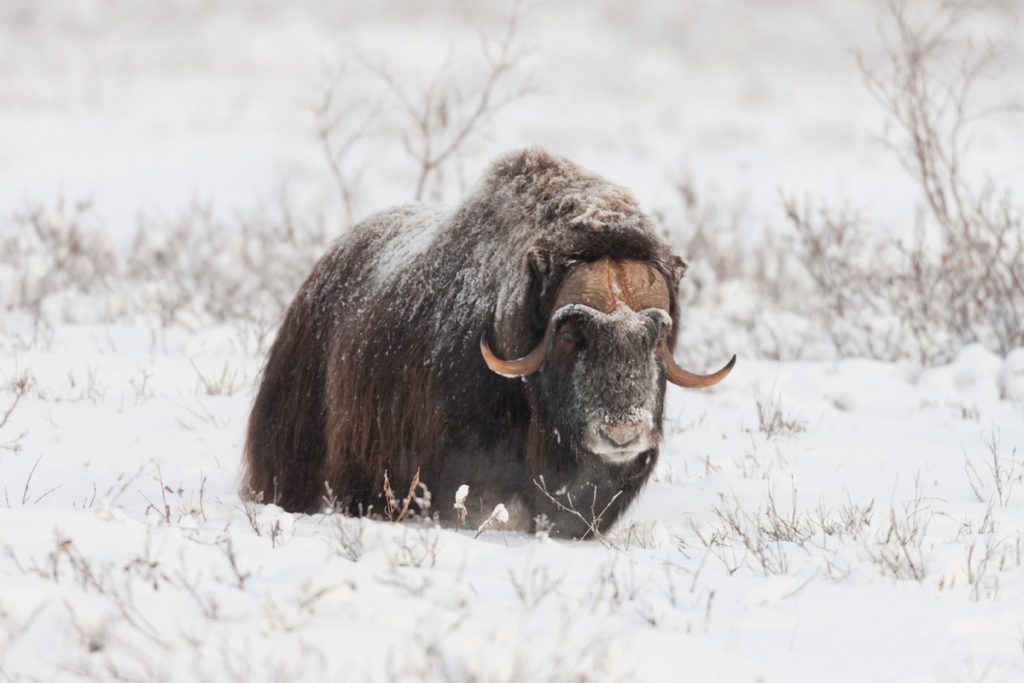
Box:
left=533, top=476, right=622, bottom=544
left=474, top=503, right=509, bottom=539
left=454, top=484, right=469, bottom=528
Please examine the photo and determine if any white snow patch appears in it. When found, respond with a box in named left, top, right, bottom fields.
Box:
left=999, top=347, right=1024, bottom=401
left=454, top=484, right=469, bottom=508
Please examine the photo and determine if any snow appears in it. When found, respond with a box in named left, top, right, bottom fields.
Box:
left=356, top=203, right=451, bottom=286
left=3, top=324, right=1023, bottom=681
left=454, top=485, right=470, bottom=508
left=3, top=1, right=1024, bottom=681
left=477, top=503, right=511, bottom=536
left=999, top=348, right=1024, bottom=402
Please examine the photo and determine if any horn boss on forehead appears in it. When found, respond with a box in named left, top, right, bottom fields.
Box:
left=481, top=257, right=735, bottom=388
left=552, top=258, right=670, bottom=312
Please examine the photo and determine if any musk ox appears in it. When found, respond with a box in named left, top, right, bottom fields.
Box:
left=243, top=148, right=734, bottom=538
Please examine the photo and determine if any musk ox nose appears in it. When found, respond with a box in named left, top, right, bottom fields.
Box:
left=599, top=424, right=642, bottom=449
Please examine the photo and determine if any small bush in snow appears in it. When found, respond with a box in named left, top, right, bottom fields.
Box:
left=754, top=389, right=807, bottom=439
left=787, top=1, right=1024, bottom=364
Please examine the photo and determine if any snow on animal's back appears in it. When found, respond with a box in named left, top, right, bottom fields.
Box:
left=352, top=202, right=452, bottom=289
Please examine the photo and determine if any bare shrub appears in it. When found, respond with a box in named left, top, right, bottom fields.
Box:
left=313, top=63, right=382, bottom=227
left=866, top=481, right=933, bottom=582
left=332, top=515, right=365, bottom=562
left=189, top=359, right=246, bottom=397
left=754, top=389, right=807, bottom=439
left=963, top=532, right=1012, bottom=602
left=241, top=499, right=264, bottom=536
left=693, top=486, right=877, bottom=578
left=368, top=1, right=534, bottom=202
left=139, top=465, right=174, bottom=524
left=388, top=528, right=440, bottom=570
left=5, top=453, right=60, bottom=507
left=706, top=491, right=811, bottom=576
left=607, top=521, right=663, bottom=551
left=3, top=6, right=534, bottom=338
left=0, top=198, right=117, bottom=321
left=317, top=0, right=535, bottom=207
left=666, top=176, right=796, bottom=307
left=787, top=1, right=1023, bottom=363
left=965, top=431, right=1021, bottom=506
left=2, top=193, right=331, bottom=337
left=508, top=562, right=563, bottom=609
left=869, top=509, right=929, bottom=581
left=733, top=438, right=785, bottom=480
left=219, top=535, right=250, bottom=589
left=815, top=496, right=875, bottom=539
left=382, top=468, right=431, bottom=523
left=126, top=198, right=332, bottom=330
left=658, top=177, right=816, bottom=362
left=533, top=475, right=622, bottom=545
left=783, top=199, right=906, bottom=359
left=0, top=372, right=31, bottom=434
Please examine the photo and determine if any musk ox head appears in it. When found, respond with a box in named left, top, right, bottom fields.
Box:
left=481, top=256, right=734, bottom=465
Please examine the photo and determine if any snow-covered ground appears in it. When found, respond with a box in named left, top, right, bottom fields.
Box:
left=2, top=326, right=1023, bottom=681
left=3, top=1, right=1024, bottom=681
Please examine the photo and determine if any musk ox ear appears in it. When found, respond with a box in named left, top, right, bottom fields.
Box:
left=667, top=255, right=688, bottom=284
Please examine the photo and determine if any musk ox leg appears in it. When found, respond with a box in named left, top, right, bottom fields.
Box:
left=243, top=288, right=328, bottom=513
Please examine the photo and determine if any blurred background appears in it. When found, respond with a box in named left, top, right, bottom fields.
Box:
left=3, top=0, right=1019, bottom=227
left=1, top=0, right=1022, bottom=363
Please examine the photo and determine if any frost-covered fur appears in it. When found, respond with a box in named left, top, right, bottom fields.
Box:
left=243, top=148, right=687, bottom=536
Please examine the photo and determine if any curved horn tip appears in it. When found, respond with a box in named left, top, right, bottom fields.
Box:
left=480, top=335, right=516, bottom=378
left=661, top=350, right=737, bottom=389
left=479, top=332, right=548, bottom=378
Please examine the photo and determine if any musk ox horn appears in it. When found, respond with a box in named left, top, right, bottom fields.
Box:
left=481, top=258, right=737, bottom=385
left=480, top=325, right=553, bottom=377
left=659, top=349, right=736, bottom=388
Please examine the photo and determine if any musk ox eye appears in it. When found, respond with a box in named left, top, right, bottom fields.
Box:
left=557, top=325, right=582, bottom=351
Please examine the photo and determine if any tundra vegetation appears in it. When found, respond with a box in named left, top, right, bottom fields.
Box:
left=1, top=1, right=1023, bottom=681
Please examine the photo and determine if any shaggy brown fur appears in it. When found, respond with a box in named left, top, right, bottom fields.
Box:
left=243, top=148, right=689, bottom=535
